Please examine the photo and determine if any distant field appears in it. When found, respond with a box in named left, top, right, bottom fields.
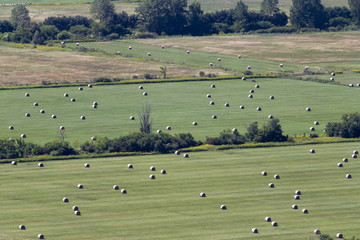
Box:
left=1, top=142, right=360, bottom=239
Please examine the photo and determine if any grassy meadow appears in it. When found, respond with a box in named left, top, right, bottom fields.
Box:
left=1, top=142, right=360, bottom=239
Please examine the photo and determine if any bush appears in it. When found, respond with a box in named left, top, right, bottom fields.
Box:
left=40, top=25, right=59, bottom=40
left=44, top=141, right=77, bottom=156
left=91, top=77, right=112, bottom=83
left=199, top=71, right=205, bottom=77
left=57, top=30, right=72, bottom=40
left=206, top=129, right=246, bottom=145
left=325, top=112, right=360, bottom=138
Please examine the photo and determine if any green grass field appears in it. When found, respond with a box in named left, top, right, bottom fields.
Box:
left=1, top=77, right=360, bottom=144
left=1, top=142, right=360, bottom=239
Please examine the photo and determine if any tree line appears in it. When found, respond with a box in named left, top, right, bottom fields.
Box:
left=1, top=0, right=360, bottom=43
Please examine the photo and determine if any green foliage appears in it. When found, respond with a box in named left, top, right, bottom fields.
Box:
left=40, top=25, right=59, bottom=40
left=10, top=5, right=31, bottom=29
left=69, top=24, right=91, bottom=37
left=290, top=0, right=328, bottom=29
left=57, top=30, right=72, bottom=40
left=90, top=0, right=115, bottom=25
left=9, top=27, right=32, bottom=43
left=325, top=112, right=360, bottom=138
left=245, top=118, right=288, bottom=143
left=32, top=30, right=44, bottom=45
left=348, top=0, right=360, bottom=25
left=261, top=0, right=280, bottom=16
left=206, top=129, right=246, bottom=145
left=138, top=103, right=152, bottom=134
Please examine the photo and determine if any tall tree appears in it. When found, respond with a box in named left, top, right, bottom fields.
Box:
left=10, top=5, right=31, bottom=29
left=290, top=0, right=327, bottom=29
left=90, top=0, right=115, bottom=25
left=138, top=103, right=152, bottom=134
left=261, top=0, right=280, bottom=16
left=233, top=0, right=248, bottom=22
left=348, top=0, right=360, bottom=25
left=186, top=1, right=207, bottom=35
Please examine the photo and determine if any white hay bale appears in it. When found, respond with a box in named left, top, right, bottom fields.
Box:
left=274, top=174, right=280, bottom=179
left=200, top=192, right=206, bottom=197
left=130, top=116, right=135, bottom=120
left=77, top=184, right=83, bottom=189
left=80, top=116, right=86, bottom=120
left=268, top=115, right=273, bottom=119
left=209, top=63, right=213, bottom=67
left=192, top=121, right=198, bottom=126
left=34, top=102, right=38, bottom=106
left=211, top=84, right=215, bottom=88
left=186, top=50, right=190, bottom=54
left=84, top=163, right=90, bottom=168
left=310, top=149, right=315, bottom=153
left=353, top=150, right=358, bottom=154
left=21, top=134, right=26, bottom=138
left=336, top=233, right=343, bottom=238
left=306, top=107, right=311, bottom=111
left=255, top=84, right=259, bottom=88
left=40, top=109, right=45, bottom=114
left=139, top=85, right=143, bottom=89
left=268, top=183, right=275, bottom=188
left=25, top=113, right=30, bottom=117
left=60, top=126, right=65, bottom=130
left=294, top=195, right=300, bottom=200
left=62, top=197, right=69, bottom=203
left=247, top=66, right=251, bottom=70
left=343, top=158, right=348, bottom=162
left=121, top=189, right=127, bottom=194
left=88, top=84, right=92, bottom=88
left=183, top=153, right=189, bottom=158
left=93, top=102, right=98, bottom=106
left=310, top=127, right=315, bottom=131
left=160, top=169, right=166, bottom=174
left=79, top=87, right=83, bottom=91
left=357, top=83, right=360, bottom=87
left=210, top=101, right=215, bottom=105
left=239, top=105, right=245, bottom=109
left=292, top=204, right=298, bottom=209
left=249, top=89, right=254, bottom=93
left=224, top=103, right=229, bottom=107
left=9, top=126, right=14, bottom=130
left=257, top=107, right=262, bottom=111
left=113, top=185, right=119, bottom=190
left=19, top=225, right=26, bottom=230
left=150, top=166, right=156, bottom=171
left=212, top=115, right=217, bottom=119
left=217, top=58, right=221, bottom=62
left=91, top=136, right=96, bottom=141
left=261, top=171, right=267, bottom=176
left=349, top=84, right=354, bottom=87
left=149, top=174, right=155, bottom=179
left=166, top=126, right=171, bottom=130
left=147, top=52, right=151, bottom=56
left=38, top=234, right=45, bottom=239
left=331, top=72, right=335, bottom=76
left=74, top=210, right=81, bottom=216
left=232, top=128, right=238, bottom=133
left=295, top=190, right=301, bottom=195
left=52, top=115, right=56, bottom=119
left=143, top=92, right=148, bottom=96
left=302, top=209, right=308, bottom=214
left=207, top=94, right=211, bottom=98
left=265, top=216, right=271, bottom=222
left=279, top=64, right=283, bottom=67
left=71, top=98, right=76, bottom=102
left=72, top=206, right=78, bottom=211
left=305, top=66, right=309, bottom=70
left=128, top=46, right=132, bottom=50
left=352, top=154, right=357, bottom=158
left=128, top=164, right=133, bottom=169
left=220, top=205, right=227, bottom=210
left=175, top=150, right=180, bottom=155
left=157, top=130, right=162, bottom=133
left=64, top=93, right=69, bottom=97
left=337, top=163, right=343, bottom=167
left=92, top=104, right=97, bottom=108
left=314, top=229, right=321, bottom=235
left=330, top=77, right=334, bottom=81
left=271, top=221, right=278, bottom=227
left=346, top=173, right=352, bottom=179
left=61, top=41, right=65, bottom=45
left=11, top=160, right=17, bottom=165
left=76, top=43, right=79, bottom=46
left=252, top=228, right=258, bottom=233
left=161, top=45, right=165, bottom=49
left=314, top=121, right=319, bottom=125
left=242, top=77, right=246, bottom=80
left=270, top=96, right=274, bottom=100
left=238, top=55, right=242, bottom=59
left=25, top=93, right=30, bottom=97
left=248, top=94, right=253, bottom=98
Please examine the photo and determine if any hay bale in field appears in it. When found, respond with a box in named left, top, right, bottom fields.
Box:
left=200, top=192, right=206, bottom=197
left=161, top=45, right=165, bottom=49
left=314, top=229, right=321, bottom=235
left=92, top=104, right=97, bottom=108
left=150, top=166, right=156, bottom=171
left=270, top=96, right=274, bottom=100
left=84, top=163, right=90, bottom=168
left=352, top=154, right=357, bottom=158
left=60, top=126, right=65, bottom=130
left=128, top=164, right=133, bottom=169
left=157, top=130, right=162, bottom=133
left=306, top=107, right=311, bottom=111
left=238, top=55, right=241, bottom=59
left=257, top=107, right=262, bottom=111
left=183, top=153, right=189, bottom=158
left=330, top=77, right=334, bottom=81
left=74, top=210, right=81, bottom=216
left=21, top=134, right=26, bottom=138
left=193, top=121, right=198, bottom=126
left=207, top=94, right=211, bottom=98
left=38, top=162, right=44, bottom=167
left=346, top=174, right=352, bottom=179
left=247, top=66, right=251, bottom=70
left=353, top=150, right=358, bottom=154
left=37, top=234, right=44, bottom=239
left=19, top=225, right=26, bottom=230
left=80, top=116, right=86, bottom=120
left=211, top=84, right=215, bottom=88
left=337, top=163, right=343, bottom=167
left=265, top=216, right=271, bottom=222
left=249, top=89, right=254, bottom=93
left=76, top=43, right=79, bottom=46
left=248, top=94, right=253, bottom=98
left=252, top=228, right=258, bottom=233
left=209, top=63, right=213, bottom=67
left=261, top=171, right=267, bottom=176
left=64, top=93, right=69, bottom=97
left=305, top=66, right=309, bottom=70
left=310, top=127, right=315, bottom=131
left=149, top=174, right=155, bottom=179
left=11, top=160, right=17, bottom=165
left=25, top=93, right=30, bottom=97
left=175, top=150, right=180, bottom=155
left=147, top=52, right=151, bottom=56
left=343, top=158, right=348, bottom=162
left=274, top=174, right=280, bottom=179
left=255, top=84, right=259, bottom=88
left=52, top=115, right=56, bottom=119
left=88, top=84, right=92, bottom=88
left=93, top=102, right=98, bottom=106
left=34, top=102, right=38, bottom=106
left=242, top=77, right=246, bottom=80
left=310, top=149, right=315, bottom=153
left=268, top=183, right=275, bottom=188
left=212, top=115, right=217, bottom=119
left=139, top=85, right=143, bottom=89
left=25, top=113, right=30, bottom=117
left=166, top=126, right=171, bottom=130
left=77, top=184, right=83, bottom=189
left=72, top=206, right=78, bottom=211
left=9, top=126, right=14, bottom=130
left=224, top=103, right=229, bottom=107
left=271, top=221, right=278, bottom=227
left=79, top=87, right=83, bottom=91
left=336, top=233, right=343, bottom=238
left=349, top=84, right=354, bottom=87
left=220, top=205, right=227, bottom=210
left=128, top=46, right=132, bottom=50
left=240, top=105, right=245, bottom=109
left=143, top=92, right=148, bottom=96
left=91, top=136, right=96, bottom=141
left=186, top=50, right=190, bottom=54
left=113, top=185, right=119, bottom=190
left=302, top=209, right=308, bottom=214
left=314, top=121, right=319, bottom=125
left=63, top=197, right=69, bottom=203
left=161, top=169, right=166, bottom=174
left=292, top=204, right=298, bottom=209
left=71, top=98, right=76, bottom=102
left=130, top=116, right=135, bottom=120
left=210, top=101, right=215, bottom=105
left=280, top=64, right=283, bottom=67
left=295, top=190, right=301, bottom=195
left=357, top=83, right=360, bottom=87
left=121, top=189, right=127, bottom=194
left=294, top=195, right=300, bottom=200
left=268, top=115, right=273, bottom=119
left=40, top=109, right=45, bottom=114
left=331, top=72, right=335, bottom=76
left=232, top=128, right=238, bottom=133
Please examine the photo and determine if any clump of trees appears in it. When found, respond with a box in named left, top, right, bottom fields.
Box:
left=325, top=112, right=360, bottom=138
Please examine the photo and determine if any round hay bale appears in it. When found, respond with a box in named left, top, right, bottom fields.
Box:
left=11, top=160, right=17, bottom=165
left=314, top=121, right=319, bottom=125
left=40, top=109, right=45, bottom=114
left=128, top=164, right=133, bottom=169
left=330, top=77, right=334, bottom=81
left=200, top=192, right=206, bottom=197
left=157, top=130, right=162, bottom=133
left=269, top=96, right=274, bottom=100
left=121, top=189, right=127, bottom=194
left=21, top=134, right=26, bottom=138
left=357, top=83, right=360, bottom=87
left=257, top=107, right=262, bottom=111
left=92, top=104, right=97, bottom=108
left=61, top=41, right=65, bottom=45
left=248, top=94, right=253, bottom=98
left=295, top=190, right=302, bottom=195
left=306, top=107, right=311, bottom=111
left=220, top=205, right=227, bottom=210
left=302, top=209, right=308, bottom=214
left=212, top=115, right=217, bottom=119
left=274, top=174, right=280, bottom=179
left=72, top=206, right=78, bottom=211
left=63, top=197, right=69, bottom=203
left=149, top=174, right=155, bottom=179
left=38, top=162, right=44, bottom=167
left=25, top=93, right=30, bottom=97
left=9, top=126, right=14, bottom=130
left=280, top=64, right=283, bottom=67
left=292, top=204, right=298, bottom=209
left=349, top=84, right=354, bottom=87
left=79, top=87, right=83, bottom=91
left=60, top=126, right=65, bottom=130
left=77, top=184, right=83, bottom=189
left=150, top=166, right=156, bottom=171
left=207, top=94, right=211, bottom=98
left=255, top=85, right=259, bottom=88
left=337, top=163, right=343, bottom=167
left=294, top=195, right=300, bottom=200
left=71, top=98, right=76, bottom=102
left=238, top=55, right=242, bottom=59
left=166, top=126, right=171, bottom=130
left=247, top=66, right=251, bottom=70
left=310, top=127, right=315, bottom=131
left=261, top=171, right=267, bottom=176
left=310, top=149, right=315, bottom=153
left=130, top=116, right=135, bottom=120
left=352, top=154, right=357, bottom=158
left=88, top=84, right=92, bottom=88
left=147, top=52, right=151, bottom=56
left=74, top=210, right=81, bottom=216
left=113, top=185, right=119, bottom=190
left=183, top=153, right=189, bottom=158
left=186, top=50, right=190, bottom=54
left=64, top=93, right=69, bottom=97
left=305, top=66, right=309, bottom=70
left=314, top=229, right=321, bottom=235
left=93, top=102, right=98, bottom=106
left=175, top=150, right=180, bottom=155
left=252, top=228, right=258, bottom=233
left=331, top=72, right=335, bottom=76
left=210, top=101, right=215, bottom=105
left=224, top=103, right=229, bottom=107
left=139, top=85, right=143, bottom=89
left=249, top=89, right=254, bottom=93
left=128, top=46, right=132, bottom=50
left=242, top=77, right=246, bottom=80
left=239, top=105, right=245, bottom=109
left=91, top=136, right=96, bottom=141
left=192, top=121, right=198, bottom=126
left=52, top=115, right=56, bottom=119
left=84, top=163, right=90, bottom=168
left=211, top=84, right=215, bottom=88
left=232, top=128, right=238, bottom=133
left=25, top=113, right=30, bottom=117
left=353, top=150, right=358, bottom=155
left=80, top=116, right=86, bottom=120
left=143, top=92, right=148, bottom=96
left=76, top=43, right=79, bottom=46
left=19, top=225, right=26, bottom=230
left=161, top=45, right=165, bottom=49
left=209, top=63, right=213, bottom=67
left=160, top=169, right=166, bottom=174
left=268, top=183, right=275, bottom=188
left=37, top=234, right=44, bottom=239
left=343, top=158, right=348, bottom=162
left=265, top=216, right=271, bottom=222
left=217, top=58, right=221, bottom=62
left=271, top=221, right=278, bottom=227
left=346, top=173, right=352, bottom=179
left=268, top=115, right=273, bottom=119
left=336, top=233, right=343, bottom=238
left=34, top=102, right=38, bottom=106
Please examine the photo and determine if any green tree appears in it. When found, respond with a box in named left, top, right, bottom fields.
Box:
left=290, top=0, right=327, bottom=29
left=261, top=0, right=280, bottom=16
left=90, top=0, right=115, bottom=25
left=160, top=66, right=167, bottom=78
left=138, top=103, right=152, bottom=134
left=32, top=30, right=44, bottom=45
left=325, top=112, right=360, bottom=138
left=348, top=0, right=360, bottom=25
left=186, top=1, right=208, bottom=35
left=233, top=0, right=248, bottom=22
left=10, top=5, right=31, bottom=29
left=40, top=25, right=59, bottom=40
